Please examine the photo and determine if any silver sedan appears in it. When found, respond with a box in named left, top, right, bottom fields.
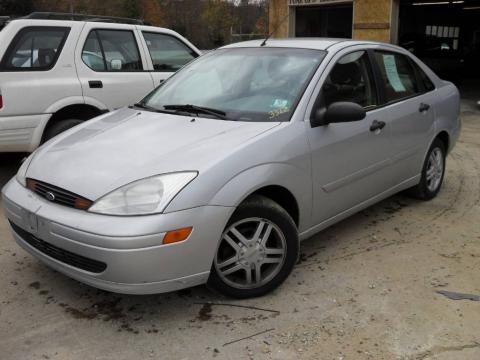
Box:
left=2, top=39, right=460, bottom=298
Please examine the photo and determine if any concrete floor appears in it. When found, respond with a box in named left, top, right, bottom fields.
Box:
left=1, top=100, right=480, bottom=360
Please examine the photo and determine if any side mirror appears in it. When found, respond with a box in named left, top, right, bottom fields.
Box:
left=311, top=101, right=366, bottom=128
left=110, top=59, right=122, bottom=70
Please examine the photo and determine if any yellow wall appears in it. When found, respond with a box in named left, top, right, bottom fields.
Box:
left=353, top=0, right=393, bottom=43
left=269, top=0, right=395, bottom=43
left=268, top=0, right=289, bottom=38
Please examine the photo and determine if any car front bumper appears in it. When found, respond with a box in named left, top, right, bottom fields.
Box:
left=1, top=178, right=234, bottom=294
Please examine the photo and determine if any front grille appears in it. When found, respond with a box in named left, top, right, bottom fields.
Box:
left=10, top=221, right=107, bottom=273
left=26, top=179, right=93, bottom=210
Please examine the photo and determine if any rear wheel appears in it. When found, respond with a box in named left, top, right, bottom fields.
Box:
left=43, top=119, right=83, bottom=142
left=409, top=138, right=446, bottom=200
left=208, top=195, right=298, bottom=298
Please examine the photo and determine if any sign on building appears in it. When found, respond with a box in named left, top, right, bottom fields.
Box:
left=288, top=0, right=352, bottom=6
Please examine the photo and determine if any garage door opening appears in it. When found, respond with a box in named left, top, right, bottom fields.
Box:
left=295, top=5, right=353, bottom=38
left=399, top=0, right=480, bottom=83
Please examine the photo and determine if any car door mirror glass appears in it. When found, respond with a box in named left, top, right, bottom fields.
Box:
left=110, top=59, right=122, bottom=70
left=312, top=102, right=366, bottom=127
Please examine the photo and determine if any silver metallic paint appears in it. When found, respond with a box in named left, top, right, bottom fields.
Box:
left=1, top=39, right=460, bottom=294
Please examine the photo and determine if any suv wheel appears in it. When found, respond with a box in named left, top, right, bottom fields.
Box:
left=43, top=119, right=83, bottom=142
left=208, top=195, right=299, bottom=298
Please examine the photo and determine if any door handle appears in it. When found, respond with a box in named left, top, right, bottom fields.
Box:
left=88, top=80, right=103, bottom=89
left=419, top=103, right=430, bottom=112
left=370, top=120, right=386, bottom=132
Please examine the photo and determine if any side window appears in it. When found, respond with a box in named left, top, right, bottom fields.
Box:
left=322, top=50, right=377, bottom=108
left=82, top=30, right=142, bottom=72
left=0, top=26, right=70, bottom=71
left=414, top=63, right=435, bottom=92
left=142, top=32, right=197, bottom=72
left=82, top=31, right=105, bottom=71
left=374, top=51, right=421, bottom=102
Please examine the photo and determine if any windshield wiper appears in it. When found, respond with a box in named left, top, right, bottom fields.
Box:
left=163, top=104, right=228, bottom=120
left=130, top=102, right=175, bottom=115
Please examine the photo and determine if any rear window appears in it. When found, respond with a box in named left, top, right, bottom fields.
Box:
left=374, top=51, right=421, bottom=103
left=0, top=26, right=70, bottom=71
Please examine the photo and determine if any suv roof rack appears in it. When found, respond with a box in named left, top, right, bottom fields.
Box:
left=0, top=16, right=10, bottom=30
left=22, top=12, right=149, bottom=25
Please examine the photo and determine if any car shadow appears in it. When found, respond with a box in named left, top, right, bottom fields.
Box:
left=0, top=153, right=26, bottom=189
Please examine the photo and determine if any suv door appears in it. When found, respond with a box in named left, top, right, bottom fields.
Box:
left=372, top=50, right=435, bottom=183
left=76, top=23, right=154, bottom=110
left=306, top=48, right=396, bottom=225
left=137, top=29, right=199, bottom=87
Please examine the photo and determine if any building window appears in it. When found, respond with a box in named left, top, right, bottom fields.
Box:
left=425, top=25, right=460, bottom=50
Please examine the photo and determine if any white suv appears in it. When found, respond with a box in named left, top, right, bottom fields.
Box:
left=0, top=12, right=200, bottom=153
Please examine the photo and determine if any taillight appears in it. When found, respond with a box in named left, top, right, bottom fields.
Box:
left=0, top=94, right=3, bottom=109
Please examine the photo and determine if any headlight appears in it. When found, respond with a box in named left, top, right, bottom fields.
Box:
left=16, top=153, right=35, bottom=187
left=88, top=172, right=198, bottom=216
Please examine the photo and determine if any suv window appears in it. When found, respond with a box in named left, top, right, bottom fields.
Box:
left=82, top=30, right=142, bottom=72
left=374, top=51, right=420, bottom=102
left=322, top=50, right=377, bottom=108
left=142, top=32, right=197, bottom=72
left=0, top=26, right=70, bottom=71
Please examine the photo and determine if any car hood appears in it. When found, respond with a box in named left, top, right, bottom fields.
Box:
left=27, top=108, right=280, bottom=200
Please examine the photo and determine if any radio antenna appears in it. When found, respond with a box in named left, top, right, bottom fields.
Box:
left=260, top=11, right=290, bottom=47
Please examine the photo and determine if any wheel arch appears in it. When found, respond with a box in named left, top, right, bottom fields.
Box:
left=435, top=130, right=450, bottom=153
left=244, top=186, right=300, bottom=227
left=41, top=104, right=106, bottom=143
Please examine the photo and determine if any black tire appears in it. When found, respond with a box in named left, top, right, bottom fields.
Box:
left=208, top=195, right=299, bottom=298
left=43, top=119, right=83, bottom=143
left=408, top=138, right=446, bottom=200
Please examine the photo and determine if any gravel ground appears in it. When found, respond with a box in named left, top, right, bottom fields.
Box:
left=0, top=100, right=479, bottom=360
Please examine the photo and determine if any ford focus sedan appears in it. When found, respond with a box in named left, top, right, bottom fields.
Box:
left=1, top=39, right=460, bottom=298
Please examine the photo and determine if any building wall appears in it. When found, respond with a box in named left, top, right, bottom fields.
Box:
left=353, top=0, right=393, bottom=43
left=268, top=0, right=289, bottom=38
left=269, top=0, right=397, bottom=43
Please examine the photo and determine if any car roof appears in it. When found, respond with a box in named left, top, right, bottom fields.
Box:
left=222, top=38, right=396, bottom=51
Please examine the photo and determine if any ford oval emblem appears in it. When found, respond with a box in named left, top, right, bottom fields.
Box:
left=46, top=192, right=55, bottom=202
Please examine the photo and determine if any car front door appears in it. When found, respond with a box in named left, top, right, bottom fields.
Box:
left=372, top=50, right=436, bottom=183
left=76, top=23, right=154, bottom=110
left=306, top=48, right=396, bottom=226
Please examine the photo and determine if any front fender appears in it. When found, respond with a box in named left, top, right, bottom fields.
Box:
left=172, top=163, right=313, bottom=232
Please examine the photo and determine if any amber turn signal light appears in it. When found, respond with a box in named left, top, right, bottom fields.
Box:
left=163, top=227, right=193, bottom=244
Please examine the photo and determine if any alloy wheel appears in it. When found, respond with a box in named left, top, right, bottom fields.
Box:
left=214, top=217, right=287, bottom=290
left=426, top=147, right=444, bottom=192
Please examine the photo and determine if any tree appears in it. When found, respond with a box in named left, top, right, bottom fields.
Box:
left=123, top=0, right=140, bottom=19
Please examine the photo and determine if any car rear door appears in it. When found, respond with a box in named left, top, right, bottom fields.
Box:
left=136, top=27, right=200, bottom=87
left=75, top=23, right=154, bottom=110
left=306, top=47, right=397, bottom=225
left=371, top=49, right=435, bottom=183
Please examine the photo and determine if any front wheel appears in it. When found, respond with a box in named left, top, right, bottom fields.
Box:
left=208, top=195, right=299, bottom=298
left=409, top=138, right=446, bottom=200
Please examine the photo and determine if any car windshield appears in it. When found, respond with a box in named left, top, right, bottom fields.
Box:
left=142, top=47, right=326, bottom=122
